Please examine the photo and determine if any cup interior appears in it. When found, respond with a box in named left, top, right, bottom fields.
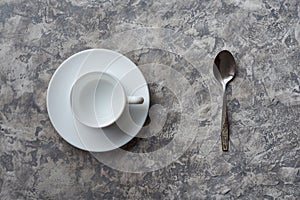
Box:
left=71, top=72, right=126, bottom=128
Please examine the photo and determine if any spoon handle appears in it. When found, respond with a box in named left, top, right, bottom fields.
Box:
left=221, top=95, right=229, bottom=151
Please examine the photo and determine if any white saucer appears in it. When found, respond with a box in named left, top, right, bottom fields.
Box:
left=46, top=49, right=150, bottom=152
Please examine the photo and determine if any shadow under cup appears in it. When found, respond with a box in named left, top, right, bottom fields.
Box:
left=70, top=72, right=127, bottom=128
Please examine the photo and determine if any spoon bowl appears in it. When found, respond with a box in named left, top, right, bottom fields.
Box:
left=213, top=50, right=236, bottom=86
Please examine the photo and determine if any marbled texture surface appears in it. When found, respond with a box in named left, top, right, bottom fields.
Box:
left=0, top=0, right=299, bottom=199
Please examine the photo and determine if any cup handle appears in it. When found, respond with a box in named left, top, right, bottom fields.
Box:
left=128, top=96, right=144, bottom=104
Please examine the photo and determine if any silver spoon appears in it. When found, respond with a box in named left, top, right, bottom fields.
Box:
left=213, top=50, right=236, bottom=151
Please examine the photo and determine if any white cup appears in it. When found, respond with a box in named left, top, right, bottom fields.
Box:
left=70, top=72, right=144, bottom=128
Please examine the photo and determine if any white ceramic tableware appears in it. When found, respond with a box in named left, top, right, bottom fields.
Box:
left=71, top=71, right=144, bottom=128
left=46, top=49, right=150, bottom=152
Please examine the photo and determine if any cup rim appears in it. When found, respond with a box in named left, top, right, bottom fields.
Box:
left=70, top=71, right=127, bottom=128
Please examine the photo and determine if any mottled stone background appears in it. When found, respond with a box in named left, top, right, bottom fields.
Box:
left=0, top=0, right=299, bottom=199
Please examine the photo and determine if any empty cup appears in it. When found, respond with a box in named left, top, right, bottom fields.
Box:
left=70, top=72, right=144, bottom=128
